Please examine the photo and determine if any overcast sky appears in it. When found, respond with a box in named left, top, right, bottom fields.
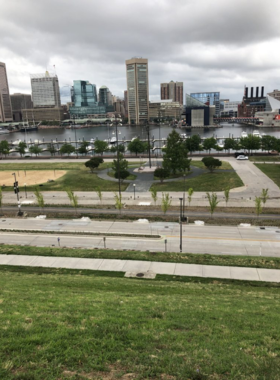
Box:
left=1, top=0, right=280, bottom=104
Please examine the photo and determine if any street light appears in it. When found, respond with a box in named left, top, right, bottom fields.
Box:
left=146, top=121, right=152, bottom=168
left=133, top=184, right=136, bottom=200
left=12, top=172, right=22, bottom=216
left=24, top=183, right=27, bottom=198
left=111, top=114, right=122, bottom=197
left=183, top=174, right=186, bottom=219
left=179, top=197, right=183, bottom=253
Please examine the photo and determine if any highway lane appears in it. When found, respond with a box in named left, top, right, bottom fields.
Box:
left=0, top=218, right=279, bottom=257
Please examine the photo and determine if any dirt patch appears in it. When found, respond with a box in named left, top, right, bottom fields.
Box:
left=0, top=170, right=66, bottom=186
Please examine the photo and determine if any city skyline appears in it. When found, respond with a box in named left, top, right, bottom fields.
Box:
left=1, top=0, right=280, bottom=104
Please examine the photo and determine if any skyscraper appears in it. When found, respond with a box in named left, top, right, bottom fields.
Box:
left=10, top=93, right=33, bottom=121
left=71, top=80, right=97, bottom=107
left=0, top=62, right=13, bottom=122
left=160, top=81, right=183, bottom=105
left=31, top=71, right=61, bottom=108
left=126, top=57, right=149, bottom=124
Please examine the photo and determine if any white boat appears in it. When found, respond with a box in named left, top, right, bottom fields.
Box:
left=90, top=138, right=95, bottom=143
left=12, top=139, right=22, bottom=145
left=131, top=136, right=138, bottom=142
left=241, top=131, right=248, bottom=138
left=180, top=133, right=187, bottom=139
left=253, top=130, right=261, bottom=138
left=110, top=136, right=117, bottom=144
left=0, top=129, right=8, bottom=134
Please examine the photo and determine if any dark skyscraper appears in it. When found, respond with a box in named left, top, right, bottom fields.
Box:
left=0, top=62, right=13, bottom=122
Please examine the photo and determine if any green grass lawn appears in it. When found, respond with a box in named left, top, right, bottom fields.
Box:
left=255, top=164, right=280, bottom=188
left=250, top=156, right=280, bottom=162
left=1, top=244, right=280, bottom=269
left=0, top=267, right=279, bottom=379
left=151, top=171, right=244, bottom=192
left=0, top=162, right=129, bottom=192
left=191, top=160, right=233, bottom=170
left=107, top=170, right=137, bottom=181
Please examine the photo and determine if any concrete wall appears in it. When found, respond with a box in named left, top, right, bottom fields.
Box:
left=191, top=109, right=204, bottom=126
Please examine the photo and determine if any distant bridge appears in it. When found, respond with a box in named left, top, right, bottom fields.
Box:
left=214, top=117, right=259, bottom=123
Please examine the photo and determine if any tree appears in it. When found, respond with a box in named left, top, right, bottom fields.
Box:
left=223, top=138, right=237, bottom=153
left=150, top=187, right=158, bottom=205
left=239, top=134, right=261, bottom=155
left=29, top=145, right=42, bottom=157
left=255, top=196, right=263, bottom=217
left=202, top=156, right=222, bottom=172
left=110, top=144, right=125, bottom=154
left=95, top=187, right=103, bottom=204
left=162, top=130, right=191, bottom=174
left=47, top=143, right=57, bottom=156
left=127, top=138, right=147, bottom=156
left=203, top=137, right=217, bottom=154
left=261, top=135, right=277, bottom=153
left=66, top=189, right=78, bottom=214
left=0, top=140, right=10, bottom=157
left=85, top=157, right=104, bottom=173
left=154, top=167, right=170, bottom=183
left=114, top=192, right=124, bottom=214
left=115, top=169, right=130, bottom=181
left=161, top=192, right=172, bottom=214
left=111, top=153, right=128, bottom=176
left=188, top=188, right=194, bottom=207
left=78, top=141, right=89, bottom=155
left=94, top=140, right=108, bottom=156
left=17, top=141, right=27, bottom=157
left=184, top=135, right=201, bottom=155
left=224, top=187, right=230, bottom=207
left=60, top=143, right=75, bottom=156
left=260, top=188, right=269, bottom=209
left=206, top=192, right=219, bottom=218
left=34, top=187, right=45, bottom=211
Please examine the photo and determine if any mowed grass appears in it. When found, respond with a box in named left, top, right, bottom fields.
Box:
left=151, top=171, right=244, bottom=192
left=2, top=244, right=280, bottom=269
left=191, top=160, right=232, bottom=170
left=0, top=162, right=130, bottom=192
left=250, top=156, right=280, bottom=162
left=0, top=267, right=280, bottom=379
left=255, top=163, right=280, bottom=188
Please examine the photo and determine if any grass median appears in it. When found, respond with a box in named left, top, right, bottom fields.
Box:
left=1, top=244, right=280, bottom=270
left=0, top=267, right=279, bottom=379
left=255, top=163, right=280, bottom=188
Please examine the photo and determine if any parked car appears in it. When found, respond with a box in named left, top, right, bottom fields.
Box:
left=236, top=155, right=248, bottom=160
left=234, top=152, right=246, bottom=158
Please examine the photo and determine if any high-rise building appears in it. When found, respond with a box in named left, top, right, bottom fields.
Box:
left=99, top=85, right=110, bottom=106
left=31, top=71, right=61, bottom=108
left=124, top=90, right=128, bottom=117
left=126, top=57, right=149, bottom=124
left=0, top=62, right=13, bottom=122
left=160, top=81, right=183, bottom=105
left=190, top=92, right=220, bottom=116
left=71, top=80, right=97, bottom=107
left=10, top=93, right=33, bottom=121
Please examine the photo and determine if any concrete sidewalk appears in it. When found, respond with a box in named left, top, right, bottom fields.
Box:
left=0, top=254, right=279, bottom=283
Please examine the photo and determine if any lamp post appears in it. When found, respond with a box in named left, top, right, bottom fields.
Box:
left=12, top=172, right=22, bottom=216
left=179, top=197, right=183, bottom=253
left=111, top=114, right=122, bottom=197
left=183, top=174, right=186, bottom=219
left=133, top=184, right=136, bottom=200
left=146, top=121, right=152, bottom=168
left=72, top=114, right=77, bottom=149
left=24, top=183, right=27, bottom=198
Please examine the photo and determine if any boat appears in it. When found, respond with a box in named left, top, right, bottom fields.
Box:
left=110, top=136, right=117, bottom=144
left=253, top=130, right=261, bottom=138
left=90, top=138, right=95, bottom=143
left=241, top=131, right=248, bottom=138
left=20, top=124, right=38, bottom=132
left=0, top=129, right=8, bottom=134
left=180, top=133, right=187, bottom=139
left=131, top=136, right=138, bottom=142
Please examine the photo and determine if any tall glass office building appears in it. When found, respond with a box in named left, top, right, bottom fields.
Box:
left=71, top=80, right=97, bottom=107
left=190, top=92, right=220, bottom=116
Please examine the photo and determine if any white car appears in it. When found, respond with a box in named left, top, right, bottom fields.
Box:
left=236, top=155, right=248, bottom=160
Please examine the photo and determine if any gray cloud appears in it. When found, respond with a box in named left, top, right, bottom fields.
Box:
left=1, top=0, right=280, bottom=102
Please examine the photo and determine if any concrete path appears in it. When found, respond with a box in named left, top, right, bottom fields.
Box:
left=0, top=254, right=279, bottom=283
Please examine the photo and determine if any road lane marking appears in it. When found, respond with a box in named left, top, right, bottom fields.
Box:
left=166, top=235, right=280, bottom=243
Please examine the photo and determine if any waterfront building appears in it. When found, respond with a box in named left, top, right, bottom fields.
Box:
left=22, top=108, right=64, bottom=123
left=238, top=86, right=266, bottom=117
left=114, top=98, right=125, bottom=117
left=31, top=71, right=61, bottom=108
left=220, top=100, right=240, bottom=118
left=149, top=99, right=182, bottom=121
left=255, top=95, right=280, bottom=126
left=126, top=57, right=149, bottom=124
left=160, top=81, right=183, bottom=105
left=99, top=86, right=110, bottom=106
left=71, top=80, right=97, bottom=107
left=190, top=92, right=220, bottom=116
left=182, top=94, right=215, bottom=126
left=267, top=89, right=280, bottom=102
left=10, top=93, right=33, bottom=121
left=0, top=62, right=13, bottom=122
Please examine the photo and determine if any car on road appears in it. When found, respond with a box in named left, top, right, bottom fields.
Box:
left=236, top=155, right=248, bottom=160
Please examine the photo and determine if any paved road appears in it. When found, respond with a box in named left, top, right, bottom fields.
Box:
left=0, top=218, right=279, bottom=257
left=1, top=254, right=279, bottom=283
